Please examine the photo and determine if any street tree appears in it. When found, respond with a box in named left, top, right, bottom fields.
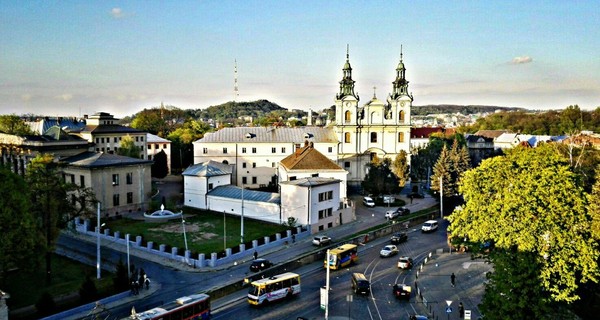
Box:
left=0, top=114, right=33, bottom=135
left=392, top=150, right=409, bottom=188
left=362, top=156, right=400, bottom=197
left=429, top=144, right=453, bottom=196
left=447, top=144, right=599, bottom=318
left=0, top=166, right=44, bottom=285
left=151, top=150, right=169, bottom=178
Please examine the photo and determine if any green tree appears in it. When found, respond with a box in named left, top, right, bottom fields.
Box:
left=448, top=144, right=599, bottom=318
left=151, top=150, right=169, bottom=178
left=79, top=275, right=98, bottom=303
left=117, top=135, right=141, bottom=159
left=362, top=157, right=400, bottom=197
left=392, top=150, right=409, bottom=188
left=0, top=114, right=33, bottom=135
left=168, top=118, right=212, bottom=172
left=0, top=166, right=44, bottom=284
left=27, top=154, right=80, bottom=284
left=430, top=144, right=453, bottom=197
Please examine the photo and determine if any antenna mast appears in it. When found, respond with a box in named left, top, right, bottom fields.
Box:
left=234, top=59, right=239, bottom=102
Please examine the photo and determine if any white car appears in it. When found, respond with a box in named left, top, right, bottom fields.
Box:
left=379, top=245, right=399, bottom=257
left=362, top=196, right=375, bottom=207
left=421, top=220, right=438, bottom=233
left=312, top=235, right=332, bottom=246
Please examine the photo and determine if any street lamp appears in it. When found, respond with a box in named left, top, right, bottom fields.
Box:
left=96, top=202, right=105, bottom=280
left=181, top=214, right=189, bottom=259
left=241, top=185, right=245, bottom=244
left=223, top=211, right=226, bottom=251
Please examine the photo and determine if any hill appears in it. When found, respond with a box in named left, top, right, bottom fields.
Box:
left=412, top=104, right=525, bottom=116
left=194, top=100, right=292, bottom=121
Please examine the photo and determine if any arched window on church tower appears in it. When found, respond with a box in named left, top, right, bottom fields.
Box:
left=344, top=132, right=351, bottom=143
left=344, top=110, right=351, bottom=123
left=370, top=132, right=377, bottom=143
left=398, top=132, right=405, bottom=143
left=399, top=110, right=405, bottom=122
left=371, top=112, right=376, bottom=123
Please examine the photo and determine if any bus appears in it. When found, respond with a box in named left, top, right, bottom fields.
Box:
left=247, top=272, right=301, bottom=306
left=127, top=293, right=210, bottom=320
left=325, top=244, right=358, bottom=270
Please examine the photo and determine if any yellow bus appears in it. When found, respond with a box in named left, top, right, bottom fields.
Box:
left=247, top=272, right=301, bottom=306
left=325, top=244, right=358, bottom=270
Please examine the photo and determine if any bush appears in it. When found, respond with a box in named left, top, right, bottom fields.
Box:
left=113, top=259, right=130, bottom=292
left=79, top=275, right=98, bottom=303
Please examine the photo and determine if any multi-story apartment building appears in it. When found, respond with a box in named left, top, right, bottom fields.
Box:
left=76, top=112, right=147, bottom=158
left=193, top=49, right=413, bottom=189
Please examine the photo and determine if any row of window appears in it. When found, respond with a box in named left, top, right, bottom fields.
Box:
left=318, top=207, right=333, bottom=219
left=203, top=146, right=334, bottom=155
left=344, top=110, right=406, bottom=123
left=148, top=143, right=168, bottom=150
left=113, top=192, right=134, bottom=206
left=343, top=132, right=405, bottom=143
left=318, top=191, right=333, bottom=202
left=112, top=173, right=134, bottom=186
left=95, top=136, right=145, bottom=144
left=241, top=176, right=258, bottom=184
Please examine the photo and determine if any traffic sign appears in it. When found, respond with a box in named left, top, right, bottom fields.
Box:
left=446, top=307, right=452, bottom=313
left=464, top=310, right=472, bottom=320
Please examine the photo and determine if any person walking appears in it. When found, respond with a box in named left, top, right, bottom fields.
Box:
left=253, top=250, right=258, bottom=260
left=451, top=272, right=456, bottom=287
left=459, top=302, right=464, bottom=318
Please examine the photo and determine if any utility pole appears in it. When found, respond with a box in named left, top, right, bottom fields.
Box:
left=96, top=202, right=101, bottom=279
left=241, top=185, right=245, bottom=244
left=439, top=176, right=443, bottom=219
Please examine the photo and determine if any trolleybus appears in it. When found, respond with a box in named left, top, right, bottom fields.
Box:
left=325, top=244, right=358, bottom=270
left=127, top=293, right=210, bottom=320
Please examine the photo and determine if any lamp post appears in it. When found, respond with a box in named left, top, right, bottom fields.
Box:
left=181, top=215, right=189, bottom=258
left=439, top=176, right=444, bottom=219
left=241, top=185, right=245, bottom=244
left=96, top=202, right=101, bottom=279
left=223, top=211, right=226, bottom=251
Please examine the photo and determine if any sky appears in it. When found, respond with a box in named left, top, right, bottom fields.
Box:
left=1, top=1, right=599, bottom=118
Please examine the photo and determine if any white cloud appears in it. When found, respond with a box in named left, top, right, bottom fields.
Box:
left=511, top=56, right=533, bottom=64
left=110, top=7, right=124, bottom=19
left=55, top=93, right=73, bottom=102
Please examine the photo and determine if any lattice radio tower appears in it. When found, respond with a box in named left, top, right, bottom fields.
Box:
left=234, top=59, right=239, bottom=102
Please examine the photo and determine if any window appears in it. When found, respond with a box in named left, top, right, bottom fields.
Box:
left=318, top=208, right=333, bottom=219
left=113, top=194, right=120, bottom=206
left=112, top=174, right=119, bottom=186
left=96, top=148, right=100, bottom=152
left=127, top=192, right=133, bottom=204
left=140, top=146, right=144, bottom=151
left=290, top=176, right=297, bottom=181
left=208, top=183, right=214, bottom=190
left=344, top=161, right=350, bottom=168
left=126, top=172, right=133, bottom=184
left=398, top=132, right=405, bottom=143
left=154, top=144, right=159, bottom=149
left=370, top=132, right=377, bottom=143
left=148, top=144, right=152, bottom=150
left=399, top=110, right=405, bottom=122
left=328, top=147, right=333, bottom=153
left=242, top=162, right=247, bottom=168
left=163, top=144, right=167, bottom=148
left=272, top=147, right=276, bottom=153
left=95, top=138, right=99, bottom=143
left=345, top=110, right=351, bottom=123
left=281, top=147, right=286, bottom=153
left=344, top=132, right=351, bottom=143
left=203, top=148, right=208, bottom=154
left=312, top=173, right=319, bottom=177
left=80, top=175, right=85, bottom=187
left=141, top=136, right=144, bottom=142
left=223, top=147, right=228, bottom=154
left=101, top=137, right=105, bottom=143
left=242, top=147, right=247, bottom=153
left=272, top=162, right=277, bottom=168
left=114, top=137, right=118, bottom=143
left=252, top=163, right=256, bottom=168
left=252, top=177, right=257, bottom=184
left=318, top=191, right=333, bottom=202
left=242, top=177, right=247, bottom=184
left=252, top=147, right=257, bottom=153
left=135, top=137, right=139, bottom=142
left=148, top=155, right=152, bottom=160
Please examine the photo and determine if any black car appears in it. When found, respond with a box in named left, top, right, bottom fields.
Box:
left=391, top=232, right=408, bottom=244
left=392, top=283, right=411, bottom=299
left=409, top=192, right=424, bottom=199
left=249, top=258, right=272, bottom=272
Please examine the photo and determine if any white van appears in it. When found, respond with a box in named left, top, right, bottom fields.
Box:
left=421, top=220, right=438, bottom=233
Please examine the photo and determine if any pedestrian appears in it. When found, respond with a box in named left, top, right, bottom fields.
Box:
left=253, top=250, right=258, bottom=260
left=292, top=234, right=296, bottom=243
left=451, top=272, right=456, bottom=287
left=459, top=302, right=464, bottom=318
left=144, top=277, right=151, bottom=290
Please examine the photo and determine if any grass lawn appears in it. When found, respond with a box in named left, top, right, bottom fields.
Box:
left=2, top=254, right=114, bottom=310
left=105, top=207, right=291, bottom=255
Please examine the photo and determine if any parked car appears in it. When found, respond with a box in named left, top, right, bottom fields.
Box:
left=379, top=245, right=399, bottom=257
left=362, top=196, right=375, bottom=207
left=386, top=207, right=410, bottom=219
left=390, top=232, right=408, bottom=244
left=312, top=235, right=332, bottom=246
left=397, top=256, right=413, bottom=269
left=421, top=220, right=438, bottom=233
left=392, top=283, right=411, bottom=299
left=249, top=258, right=272, bottom=272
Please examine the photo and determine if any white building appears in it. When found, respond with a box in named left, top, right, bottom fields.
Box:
left=192, top=49, right=413, bottom=190
left=146, top=133, right=172, bottom=174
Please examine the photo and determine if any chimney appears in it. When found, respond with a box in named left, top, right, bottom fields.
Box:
left=308, top=109, right=313, bottom=126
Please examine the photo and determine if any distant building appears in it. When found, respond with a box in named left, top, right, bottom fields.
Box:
left=146, top=133, right=172, bottom=174
left=76, top=112, right=148, bottom=158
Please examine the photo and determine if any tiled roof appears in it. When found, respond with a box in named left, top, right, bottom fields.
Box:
left=473, top=130, right=510, bottom=139
left=279, top=177, right=341, bottom=187
left=61, top=151, right=152, bottom=168
left=280, top=144, right=343, bottom=171
left=182, top=160, right=232, bottom=177
left=410, top=127, right=444, bottom=139
left=208, top=185, right=280, bottom=204
left=195, top=126, right=339, bottom=143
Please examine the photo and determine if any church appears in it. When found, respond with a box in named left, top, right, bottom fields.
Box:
left=192, top=48, right=413, bottom=190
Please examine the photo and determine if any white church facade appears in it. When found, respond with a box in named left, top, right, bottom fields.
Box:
left=192, top=49, right=413, bottom=190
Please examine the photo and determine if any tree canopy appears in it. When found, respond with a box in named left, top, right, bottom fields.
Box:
left=116, top=135, right=141, bottom=159
left=448, top=144, right=599, bottom=317
left=0, top=114, right=33, bottom=135
left=361, top=156, right=400, bottom=196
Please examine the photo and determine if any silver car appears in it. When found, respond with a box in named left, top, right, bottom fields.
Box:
left=379, top=245, right=399, bottom=257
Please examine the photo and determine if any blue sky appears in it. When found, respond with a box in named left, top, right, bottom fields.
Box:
left=1, top=1, right=599, bottom=118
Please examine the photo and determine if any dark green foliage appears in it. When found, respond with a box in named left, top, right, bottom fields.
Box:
left=79, top=275, right=98, bottom=303
left=113, top=259, right=129, bottom=292
left=412, top=104, right=524, bottom=116
left=151, top=150, right=169, bottom=178
left=196, top=100, right=303, bottom=123
left=362, top=157, right=400, bottom=196
left=35, top=292, right=56, bottom=316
